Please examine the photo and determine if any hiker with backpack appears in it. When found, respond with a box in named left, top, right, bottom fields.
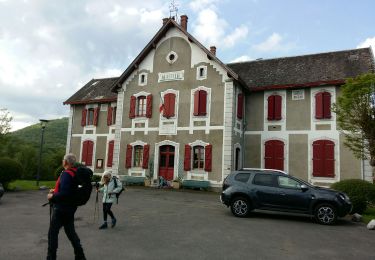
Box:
left=96, top=171, right=123, bottom=229
left=46, top=153, right=87, bottom=260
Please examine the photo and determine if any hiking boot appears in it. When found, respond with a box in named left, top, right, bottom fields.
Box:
left=99, top=223, right=108, bottom=229
left=111, top=218, right=117, bottom=228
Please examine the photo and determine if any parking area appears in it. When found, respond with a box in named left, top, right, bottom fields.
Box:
left=0, top=187, right=373, bottom=260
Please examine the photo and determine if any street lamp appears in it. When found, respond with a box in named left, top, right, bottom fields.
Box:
left=36, top=119, right=49, bottom=187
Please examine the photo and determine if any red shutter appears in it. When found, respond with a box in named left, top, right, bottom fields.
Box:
left=193, top=90, right=199, bottom=116
left=274, top=141, right=284, bottom=171
left=125, top=145, right=132, bottom=168
left=237, top=93, right=243, bottom=119
left=163, top=93, right=175, bottom=118
left=274, top=95, right=282, bottom=120
left=81, top=108, right=87, bottom=126
left=163, top=94, right=170, bottom=118
left=199, top=90, right=207, bottom=115
left=323, top=92, right=331, bottom=119
left=81, top=141, right=87, bottom=164
left=184, top=145, right=191, bottom=171
left=315, top=92, right=323, bottom=119
left=107, top=106, right=113, bottom=126
left=86, top=140, right=94, bottom=166
left=93, top=107, right=99, bottom=126
left=267, top=95, right=275, bottom=120
left=312, top=140, right=324, bottom=177
left=129, top=96, right=136, bottom=118
left=325, top=140, right=335, bottom=177
left=146, top=95, right=152, bottom=118
left=142, top=144, right=150, bottom=169
left=204, top=144, right=212, bottom=172
left=264, top=141, right=273, bottom=169
left=107, top=141, right=114, bottom=167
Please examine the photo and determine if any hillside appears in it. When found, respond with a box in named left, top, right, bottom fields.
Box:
left=11, top=117, right=68, bottom=152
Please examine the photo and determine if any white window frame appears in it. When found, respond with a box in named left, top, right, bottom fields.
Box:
left=166, top=51, right=178, bottom=64
left=127, top=140, right=147, bottom=177
left=186, top=140, right=210, bottom=180
left=159, top=89, right=179, bottom=135
left=196, top=65, right=207, bottom=80
left=138, top=72, right=148, bottom=86
left=189, top=86, right=211, bottom=134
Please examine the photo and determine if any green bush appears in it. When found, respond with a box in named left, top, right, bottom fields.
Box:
left=331, top=179, right=375, bottom=214
left=92, top=174, right=102, bottom=183
left=0, top=157, right=23, bottom=189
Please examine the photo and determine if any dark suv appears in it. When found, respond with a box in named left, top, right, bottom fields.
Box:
left=220, top=169, right=352, bottom=225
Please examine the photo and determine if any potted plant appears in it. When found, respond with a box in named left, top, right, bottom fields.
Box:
left=172, top=176, right=183, bottom=189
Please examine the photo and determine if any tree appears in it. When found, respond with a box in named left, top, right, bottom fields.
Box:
left=0, top=108, right=12, bottom=136
left=333, top=73, right=375, bottom=180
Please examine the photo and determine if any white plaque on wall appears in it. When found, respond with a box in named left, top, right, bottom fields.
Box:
left=292, top=89, right=305, bottom=100
left=158, top=70, right=184, bottom=83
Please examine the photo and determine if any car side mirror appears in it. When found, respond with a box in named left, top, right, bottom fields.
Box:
left=300, top=184, right=308, bottom=192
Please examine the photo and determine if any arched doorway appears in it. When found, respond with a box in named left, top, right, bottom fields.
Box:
left=159, top=145, right=175, bottom=181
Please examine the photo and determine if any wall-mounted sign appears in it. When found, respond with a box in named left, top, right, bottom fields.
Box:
left=292, top=89, right=305, bottom=100
left=158, top=70, right=184, bottom=83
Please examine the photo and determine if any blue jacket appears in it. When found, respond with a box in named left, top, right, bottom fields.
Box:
left=51, top=170, right=77, bottom=210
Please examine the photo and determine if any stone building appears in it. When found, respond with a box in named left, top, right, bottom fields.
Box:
left=64, top=16, right=375, bottom=188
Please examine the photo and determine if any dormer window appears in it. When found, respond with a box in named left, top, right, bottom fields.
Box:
left=196, top=66, right=207, bottom=80
left=138, top=73, right=148, bottom=86
left=166, top=51, right=178, bottom=64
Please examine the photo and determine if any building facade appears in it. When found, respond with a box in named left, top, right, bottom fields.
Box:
left=64, top=16, right=375, bottom=188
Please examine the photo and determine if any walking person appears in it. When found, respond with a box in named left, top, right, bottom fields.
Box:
left=97, top=171, right=123, bottom=229
left=47, top=153, right=86, bottom=260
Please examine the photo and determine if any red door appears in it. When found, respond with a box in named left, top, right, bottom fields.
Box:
left=313, top=140, right=335, bottom=177
left=159, top=145, right=175, bottom=181
left=264, top=140, right=284, bottom=170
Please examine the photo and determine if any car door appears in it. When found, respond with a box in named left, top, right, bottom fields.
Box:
left=275, top=175, right=311, bottom=212
left=252, top=173, right=280, bottom=209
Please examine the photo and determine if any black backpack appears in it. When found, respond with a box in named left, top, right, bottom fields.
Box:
left=112, top=176, right=124, bottom=204
left=66, top=167, right=93, bottom=206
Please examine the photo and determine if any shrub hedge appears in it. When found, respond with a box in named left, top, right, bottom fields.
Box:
left=331, top=179, right=375, bottom=214
left=0, top=157, right=23, bottom=189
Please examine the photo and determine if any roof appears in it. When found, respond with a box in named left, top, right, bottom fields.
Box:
left=227, top=47, right=375, bottom=91
left=111, top=18, right=245, bottom=93
left=63, top=77, right=118, bottom=105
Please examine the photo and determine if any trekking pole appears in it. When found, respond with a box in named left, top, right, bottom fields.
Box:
left=93, top=183, right=99, bottom=223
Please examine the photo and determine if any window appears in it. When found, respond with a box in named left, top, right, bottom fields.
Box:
left=133, top=145, right=143, bottom=167
left=163, top=93, right=176, bottom=118
left=81, top=140, right=94, bottom=166
left=139, top=73, right=147, bottom=86
left=129, top=94, right=152, bottom=118
left=237, top=93, right=244, bottom=119
left=312, top=140, right=335, bottom=177
left=166, top=51, right=178, bottom=64
left=107, top=106, right=116, bottom=126
left=267, top=95, right=282, bottom=120
left=184, top=144, right=212, bottom=172
left=125, top=144, right=150, bottom=169
left=253, top=174, right=275, bottom=187
left=193, top=146, right=204, bottom=169
left=315, top=92, right=331, bottom=119
left=278, top=176, right=301, bottom=189
left=137, top=96, right=147, bottom=117
left=193, top=90, right=207, bottom=116
left=235, top=172, right=250, bottom=183
left=264, top=140, right=284, bottom=171
left=196, top=66, right=207, bottom=80
left=87, top=108, right=94, bottom=125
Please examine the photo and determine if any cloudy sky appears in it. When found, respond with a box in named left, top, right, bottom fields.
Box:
left=1, top=0, right=374, bottom=131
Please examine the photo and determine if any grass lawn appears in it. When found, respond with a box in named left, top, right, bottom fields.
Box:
left=362, top=207, right=375, bottom=224
left=7, top=180, right=55, bottom=191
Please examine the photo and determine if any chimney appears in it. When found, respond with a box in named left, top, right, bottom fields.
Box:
left=210, top=46, right=216, bottom=56
left=180, top=15, right=188, bottom=31
left=162, top=18, right=169, bottom=26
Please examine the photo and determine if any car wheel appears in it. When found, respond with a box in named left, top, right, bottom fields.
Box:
left=230, top=197, right=251, bottom=217
left=314, top=204, right=337, bottom=225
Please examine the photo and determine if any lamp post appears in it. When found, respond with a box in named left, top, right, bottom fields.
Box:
left=36, top=119, right=49, bottom=187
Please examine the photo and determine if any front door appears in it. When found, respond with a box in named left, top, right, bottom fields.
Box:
left=159, top=145, right=175, bottom=181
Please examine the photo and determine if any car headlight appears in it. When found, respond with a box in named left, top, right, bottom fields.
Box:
left=338, top=193, right=350, bottom=202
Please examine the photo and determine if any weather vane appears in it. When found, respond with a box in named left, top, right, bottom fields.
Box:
left=169, top=0, right=179, bottom=22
